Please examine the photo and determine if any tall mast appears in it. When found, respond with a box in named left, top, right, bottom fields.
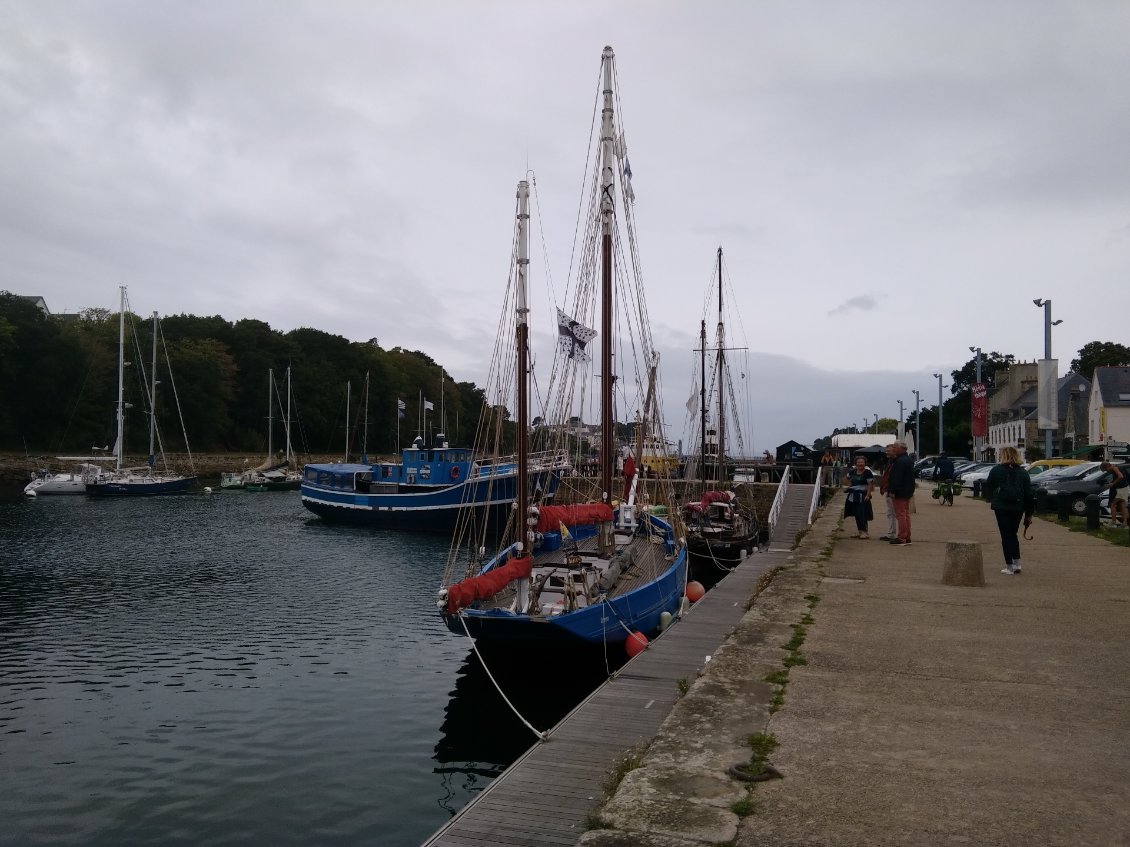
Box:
left=285, top=366, right=293, bottom=466
left=716, top=246, right=725, bottom=480
left=699, top=319, right=707, bottom=483
left=599, top=45, right=616, bottom=505
left=362, top=370, right=369, bottom=463
left=148, top=310, right=158, bottom=469
left=516, top=179, right=530, bottom=552
left=344, top=381, right=351, bottom=461
left=115, top=286, right=126, bottom=473
left=267, top=369, right=274, bottom=461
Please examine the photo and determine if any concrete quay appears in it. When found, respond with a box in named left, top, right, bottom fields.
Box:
left=579, top=488, right=1130, bottom=847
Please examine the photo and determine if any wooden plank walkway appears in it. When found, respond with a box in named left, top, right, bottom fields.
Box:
left=421, top=485, right=816, bottom=846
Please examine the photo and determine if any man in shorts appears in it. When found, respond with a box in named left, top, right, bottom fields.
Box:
left=1101, top=461, right=1128, bottom=528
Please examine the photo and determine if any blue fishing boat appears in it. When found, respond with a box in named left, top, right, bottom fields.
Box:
left=300, top=433, right=565, bottom=532
left=437, top=48, right=688, bottom=652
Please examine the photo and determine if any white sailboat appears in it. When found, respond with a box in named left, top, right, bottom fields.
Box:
left=86, top=287, right=197, bottom=496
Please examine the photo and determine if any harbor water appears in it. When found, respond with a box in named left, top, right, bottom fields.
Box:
left=0, top=490, right=603, bottom=846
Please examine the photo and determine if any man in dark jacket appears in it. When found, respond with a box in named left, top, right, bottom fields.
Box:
left=888, top=441, right=916, bottom=545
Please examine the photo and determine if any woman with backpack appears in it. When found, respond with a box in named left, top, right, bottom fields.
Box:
left=983, top=446, right=1035, bottom=575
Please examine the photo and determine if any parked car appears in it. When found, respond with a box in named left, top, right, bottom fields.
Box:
left=957, top=463, right=996, bottom=485
left=1031, top=462, right=1100, bottom=489
left=1025, top=458, right=1087, bottom=476
left=1039, top=462, right=1128, bottom=516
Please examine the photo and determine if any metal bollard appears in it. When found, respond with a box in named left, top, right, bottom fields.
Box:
left=1085, top=494, right=1101, bottom=530
left=972, top=480, right=982, bottom=498
left=1035, top=488, right=1048, bottom=513
left=1057, top=493, right=1071, bottom=522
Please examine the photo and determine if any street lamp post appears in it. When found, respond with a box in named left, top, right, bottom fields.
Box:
left=873, top=413, right=879, bottom=434
left=969, top=346, right=982, bottom=461
left=932, top=373, right=946, bottom=454
left=912, top=389, right=921, bottom=457
left=897, top=400, right=905, bottom=440
left=1032, top=299, right=1064, bottom=460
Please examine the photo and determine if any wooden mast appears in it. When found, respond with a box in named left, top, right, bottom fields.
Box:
left=599, top=45, right=616, bottom=506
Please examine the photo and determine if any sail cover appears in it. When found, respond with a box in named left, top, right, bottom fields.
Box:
left=445, top=555, right=532, bottom=613
left=535, top=503, right=614, bottom=533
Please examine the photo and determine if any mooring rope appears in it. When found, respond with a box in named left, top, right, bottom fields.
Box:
left=458, top=614, right=547, bottom=743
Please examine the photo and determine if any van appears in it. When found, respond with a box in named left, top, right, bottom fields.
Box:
left=1025, top=458, right=1086, bottom=476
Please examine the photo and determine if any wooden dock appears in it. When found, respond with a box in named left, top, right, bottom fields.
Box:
left=421, top=486, right=814, bottom=846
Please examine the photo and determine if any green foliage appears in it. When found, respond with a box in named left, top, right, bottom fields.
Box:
left=0, top=292, right=491, bottom=455
left=1070, top=341, right=1130, bottom=376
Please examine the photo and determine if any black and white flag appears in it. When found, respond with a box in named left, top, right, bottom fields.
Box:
left=557, top=308, right=597, bottom=362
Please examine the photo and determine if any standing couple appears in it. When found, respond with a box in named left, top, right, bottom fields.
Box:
left=845, top=441, right=914, bottom=543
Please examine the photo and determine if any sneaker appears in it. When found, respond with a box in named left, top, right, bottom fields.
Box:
left=890, top=539, right=910, bottom=546
left=1000, top=566, right=1017, bottom=575
left=879, top=535, right=891, bottom=541
left=858, top=533, right=869, bottom=539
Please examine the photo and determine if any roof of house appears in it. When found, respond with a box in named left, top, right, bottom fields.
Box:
left=1093, top=367, right=1130, bottom=407
left=1004, top=372, right=1090, bottom=415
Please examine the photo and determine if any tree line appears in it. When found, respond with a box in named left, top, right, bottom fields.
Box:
left=0, top=292, right=493, bottom=459
left=814, top=342, right=1130, bottom=458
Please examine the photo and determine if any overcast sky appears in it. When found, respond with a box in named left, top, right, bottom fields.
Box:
left=4, top=1, right=1128, bottom=454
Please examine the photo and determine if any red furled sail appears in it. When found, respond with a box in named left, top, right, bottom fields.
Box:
left=445, top=555, right=532, bottom=613
left=535, top=503, right=614, bottom=533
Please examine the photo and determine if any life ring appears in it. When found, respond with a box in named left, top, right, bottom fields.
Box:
left=450, top=466, right=461, bottom=481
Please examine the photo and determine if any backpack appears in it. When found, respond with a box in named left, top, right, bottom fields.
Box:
left=996, top=466, right=1026, bottom=507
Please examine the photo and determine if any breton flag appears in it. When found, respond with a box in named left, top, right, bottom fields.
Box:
left=424, top=399, right=434, bottom=412
left=397, top=398, right=405, bottom=420
left=557, top=308, right=597, bottom=362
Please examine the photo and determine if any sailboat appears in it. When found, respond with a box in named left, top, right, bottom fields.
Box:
left=86, top=287, right=197, bottom=496
left=436, top=47, right=688, bottom=650
left=222, top=367, right=302, bottom=491
left=682, top=247, right=759, bottom=583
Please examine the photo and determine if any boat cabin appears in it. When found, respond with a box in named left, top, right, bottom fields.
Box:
left=302, top=433, right=475, bottom=492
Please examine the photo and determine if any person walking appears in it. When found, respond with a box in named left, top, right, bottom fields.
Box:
left=888, top=440, right=916, bottom=545
left=1098, top=461, right=1128, bottom=528
left=983, top=445, right=1035, bottom=575
left=878, top=444, right=897, bottom=541
left=843, top=455, right=874, bottom=539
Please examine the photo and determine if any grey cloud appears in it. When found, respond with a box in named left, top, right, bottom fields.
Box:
left=828, top=296, right=877, bottom=317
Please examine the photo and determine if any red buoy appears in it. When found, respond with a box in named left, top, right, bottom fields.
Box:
left=685, top=581, right=706, bottom=603
left=624, top=631, right=648, bottom=658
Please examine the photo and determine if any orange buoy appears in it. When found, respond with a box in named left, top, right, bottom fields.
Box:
left=624, top=631, right=648, bottom=658
left=685, top=581, right=706, bottom=603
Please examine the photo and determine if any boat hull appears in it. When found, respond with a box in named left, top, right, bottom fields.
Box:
left=86, top=475, right=197, bottom=497
left=444, top=551, right=686, bottom=645
left=300, top=467, right=536, bottom=533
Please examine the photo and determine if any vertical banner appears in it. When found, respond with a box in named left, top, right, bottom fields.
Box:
left=1037, top=359, right=1059, bottom=430
left=971, top=383, right=987, bottom=437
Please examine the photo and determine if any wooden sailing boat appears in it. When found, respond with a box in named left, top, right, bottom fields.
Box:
left=683, top=247, right=759, bottom=583
left=86, top=287, right=196, bottom=496
left=437, top=47, right=687, bottom=650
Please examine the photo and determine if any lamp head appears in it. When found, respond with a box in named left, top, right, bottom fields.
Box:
left=933, top=372, right=941, bottom=379
left=969, top=345, right=979, bottom=354
left=1052, top=319, right=1063, bottom=326
left=1033, top=298, right=1045, bottom=307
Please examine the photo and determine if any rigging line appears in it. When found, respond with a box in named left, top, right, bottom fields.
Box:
left=561, top=59, right=606, bottom=315
left=157, top=321, right=196, bottom=474
left=458, top=615, right=547, bottom=743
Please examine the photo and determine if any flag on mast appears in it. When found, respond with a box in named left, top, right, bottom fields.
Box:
left=557, top=309, right=597, bottom=362
left=424, top=399, right=434, bottom=412
left=397, top=398, right=405, bottom=420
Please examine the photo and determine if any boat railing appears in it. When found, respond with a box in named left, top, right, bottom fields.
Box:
left=470, top=449, right=570, bottom=476
left=767, top=464, right=791, bottom=541
left=807, top=465, right=823, bottom=525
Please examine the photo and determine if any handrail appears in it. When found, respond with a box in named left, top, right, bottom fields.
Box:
left=807, top=465, right=823, bottom=525
left=766, top=464, right=791, bottom=541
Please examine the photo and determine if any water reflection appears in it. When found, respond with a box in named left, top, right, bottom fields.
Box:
left=432, top=645, right=624, bottom=816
